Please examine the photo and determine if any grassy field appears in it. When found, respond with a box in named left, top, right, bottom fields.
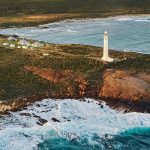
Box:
left=0, top=0, right=150, bottom=28
left=0, top=13, right=83, bottom=28
left=0, top=35, right=149, bottom=101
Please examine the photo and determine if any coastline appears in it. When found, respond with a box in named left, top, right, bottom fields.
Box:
left=0, top=44, right=149, bottom=114
left=1, top=14, right=150, bottom=55
left=0, top=14, right=150, bottom=115
left=1, top=1, right=150, bottom=149
left=1, top=12, right=150, bottom=29
left=0, top=91, right=150, bottom=115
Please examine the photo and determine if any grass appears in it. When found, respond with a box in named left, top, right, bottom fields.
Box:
left=106, top=55, right=150, bottom=73
left=0, top=44, right=61, bottom=100
left=0, top=0, right=150, bottom=16
left=0, top=14, right=82, bottom=28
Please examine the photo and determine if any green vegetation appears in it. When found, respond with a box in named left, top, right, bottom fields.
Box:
left=0, top=43, right=61, bottom=101
left=106, top=55, right=150, bottom=73
left=0, top=36, right=149, bottom=101
left=0, top=0, right=150, bottom=17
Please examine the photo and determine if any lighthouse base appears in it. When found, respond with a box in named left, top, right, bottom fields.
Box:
left=102, top=56, right=114, bottom=62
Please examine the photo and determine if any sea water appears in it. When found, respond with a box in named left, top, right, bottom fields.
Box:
left=0, top=99, right=150, bottom=150
left=0, top=15, right=150, bottom=54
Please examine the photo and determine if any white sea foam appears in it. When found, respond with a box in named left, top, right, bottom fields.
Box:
left=134, top=19, right=150, bottom=22
left=116, top=18, right=133, bottom=21
left=0, top=99, right=150, bottom=150
left=115, top=16, right=150, bottom=22
left=66, top=29, right=78, bottom=33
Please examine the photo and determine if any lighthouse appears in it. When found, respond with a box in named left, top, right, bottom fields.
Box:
left=102, top=31, right=113, bottom=62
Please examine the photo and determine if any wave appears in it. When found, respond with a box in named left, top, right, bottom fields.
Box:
left=122, top=127, right=150, bottom=135
left=0, top=99, right=150, bottom=150
left=107, top=127, right=150, bottom=150
left=66, top=29, right=78, bottom=33
left=134, top=19, right=150, bottom=22
left=116, top=17, right=150, bottom=22
left=116, top=18, right=133, bottom=21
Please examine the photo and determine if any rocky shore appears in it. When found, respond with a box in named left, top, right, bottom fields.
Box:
left=0, top=68, right=150, bottom=114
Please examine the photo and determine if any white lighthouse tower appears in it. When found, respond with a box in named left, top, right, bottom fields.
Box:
left=102, top=31, right=113, bottom=62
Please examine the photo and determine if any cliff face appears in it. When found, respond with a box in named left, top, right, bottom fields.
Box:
left=24, top=66, right=89, bottom=98
left=99, top=69, right=150, bottom=103
left=25, top=66, right=150, bottom=103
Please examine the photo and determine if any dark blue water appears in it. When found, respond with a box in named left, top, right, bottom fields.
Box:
left=1, top=99, right=150, bottom=150
left=38, top=127, right=150, bottom=150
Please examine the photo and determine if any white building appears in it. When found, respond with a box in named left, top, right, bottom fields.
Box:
left=18, top=39, right=31, bottom=46
left=32, top=42, right=44, bottom=48
left=102, top=31, right=113, bottom=62
left=9, top=44, right=15, bottom=48
left=3, top=43, right=9, bottom=46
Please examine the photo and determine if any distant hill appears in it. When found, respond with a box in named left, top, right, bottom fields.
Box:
left=0, top=0, right=150, bottom=17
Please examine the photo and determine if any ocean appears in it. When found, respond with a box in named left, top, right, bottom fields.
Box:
left=0, top=15, right=150, bottom=54
left=0, top=99, right=150, bottom=150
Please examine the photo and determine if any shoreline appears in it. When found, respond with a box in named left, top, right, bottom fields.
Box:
left=0, top=92, right=150, bottom=115
left=0, top=12, right=150, bottom=29
left=56, top=14, right=150, bottom=23
left=0, top=65, right=149, bottom=114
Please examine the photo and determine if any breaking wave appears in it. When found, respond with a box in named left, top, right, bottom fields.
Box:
left=0, top=99, right=150, bottom=150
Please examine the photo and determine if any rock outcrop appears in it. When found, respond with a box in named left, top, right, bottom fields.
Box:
left=24, top=66, right=89, bottom=98
left=99, top=69, right=150, bottom=103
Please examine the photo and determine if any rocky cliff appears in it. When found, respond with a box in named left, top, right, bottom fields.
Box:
left=99, top=69, right=150, bottom=103
left=1, top=68, right=150, bottom=114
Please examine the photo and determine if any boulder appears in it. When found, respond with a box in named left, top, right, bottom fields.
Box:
left=43, top=53, right=49, bottom=56
left=32, top=42, right=44, bottom=47
left=7, top=36, right=17, bottom=41
left=99, top=69, right=150, bottom=103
